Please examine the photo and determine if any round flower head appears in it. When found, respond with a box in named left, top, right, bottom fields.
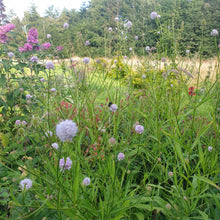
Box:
left=26, top=94, right=32, bottom=99
left=82, top=177, right=90, bottom=186
left=161, top=57, right=167, bottom=62
left=20, top=179, right=32, bottom=191
left=52, top=143, right=59, bottom=150
left=8, top=52, right=14, bottom=58
left=186, top=50, right=190, bottom=54
left=135, top=125, right=144, bottom=134
left=40, top=78, right=45, bottom=82
left=63, top=23, right=69, bottom=28
left=129, top=47, right=132, bottom=51
left=109, top=137, right=117, bottom=145
left=115, top=17, right=119, bottom=22
left=47, top=34, right=51, bottom=38
left=59, top=157, right=72, bottom=170
left=22, top=121, right=27, bottom=126
left=118, top=152, right=125, bottom=161
left=108, top=27, right=112, bottom=31
left=15, top=120, right=21, bottom=125
left=126, top=21, right=132, bottom=28
left=30, top=56, right=39, bottom=63
left=56, top=119, right=78, bottom=142
left=109, top=104, right=118, bottom=112
left=142, top=74, right=146, bottom=79
left=150, top=11, right=158, bottom=19
left=208, top=146, right=213, bottom=152
left=124, top=56, right=127, bottom=59
left=83, top=57, right=90, bottom=64
left=145, top=46, right=150, bottom=51
left=134, top=36, right=138, bottom=40
left=211, top=29, right=218, bottom=36
left=157, top=15, right=161, bottom=18
left=46, top=61, right=54, bottom=70
left=50, top=88, right=57, bottom=92
left=85, top=40, right=90, bottom=46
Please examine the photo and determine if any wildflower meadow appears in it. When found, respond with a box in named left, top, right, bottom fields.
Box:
left=0, top=0, right=220, bottom=219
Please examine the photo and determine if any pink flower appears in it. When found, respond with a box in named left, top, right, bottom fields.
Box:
left=24, top=43, right=33, bottom=51
left=135, top=125, right=144, bottom=134
left=85, top=41, right=90, bottom=46
left=41, top=42, right=51, bottom=50
left=59, top=157, right=72, bottom=170
left=15, top=120, right=21, bottom=125
left=0, top=23, right=16, bottom=33
left=18, top=47, right=25, bottom=53
left=56, top=46, right=63, bottom=51
left=27, top=28, right=39, bottom=44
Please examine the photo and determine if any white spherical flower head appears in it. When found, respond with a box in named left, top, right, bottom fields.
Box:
left=50, top=88, right=57, bottom=92
left=108, top=27, right=112, bottom=31
left=20, top=179, right=32, bottom=191
left=118, top=152, right=125, bottom=161
left=56, top=119, right=78, bottom=142
left=83, top=57, right=90, bottom=64
left=157, top=15, right=161, bottom=18
left=46, top=61, right=54, bottom=70
left=142, top=75, right=146, bottom=79
left=26, top=94, right=32, bottom=99
left=150, top=11, right=158, bottom=19
left=30, top=56, right=39, bottom=63
left=8, top=52, right=14, bottom=58
left=52, top=143, right=59, bottom=150
left=186, top=50, right=190, bottom=54
left=109, top=104, right=118, bottom=112
left=211, top=29, right=218, bottom=36
left=115, top=17, right=119, bottom=22
left=208, top=146, right=213, bottom=152
left=135, top=125, right=144, bottom=134
left=82, top=177, right=90, bottom=186
left=145, top=46, right=150, bottom=51
left=129, top=47, right=132, bottom=51
left=63, top=23, right=69, bottom=28
left=47, top=34, right=51, bottom=38
left=59, top=157, right=72, bottom=170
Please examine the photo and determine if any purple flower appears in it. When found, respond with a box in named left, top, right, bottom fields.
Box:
left=0, top=23, right=16, bottom=33
left=124, top=56, right=127, bottom=59
left=26, top=94, right=32, bottom=99
left=50, top=88, right=57, bottom=92
left=63, top=23, right=69, bottom=28
left=109, top=137, right=117, bottom=145
left=59, top=157, right=72, bottom=171
left=126, top=21, right=132, bottom=28
left=15, top=120, right=21, bottom=125
left=56, top=119, right=78, bottom=142
left=8, top=52, right=14, bottom=58
left=142, top=75, right=146, bottom=79
left=85, top=41, right=90, bottom=46
left=46, top=61, right=54, bottom=70
left=109, top=104, right=118, bottom=112
left=150, top=12, right=158, bottom=19
left=20, top=179, right=32, bottom=191
left=40, top=78, right=45, bottom=82
left=22, top=121, right=27, bottom=126
left=108, top=27, right=113, bottom=31
left=134, top=36, right=138, bottom=40
left=56, top=46, right=63, bottom=51
left=45, top=131, right=53, bottom=137
left=30, top=56, right=39, bottom=63
left=117, top=153, right=125, bottom=161
left=135, top=125, right=144, bottom=134
left=27, top=28, right=39, bottom=44
left=83, top=57, right=90, bottom=64
left=24, top=43, right=33, bottom=51
left=82, top=177, right=90, bottom=186
left=161, top=57, right=167, bottom=62
left=211, top=29, right=218, bottom=36
left=47, top=34, right=51, bottom=38
left=18, top=47, right=25, bottom=53
left=41, top=42, right=51, bottom=50
left=208, top=146, right=213, bottom=152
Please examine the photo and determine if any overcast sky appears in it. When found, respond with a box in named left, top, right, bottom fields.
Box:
left=5, top=0, right=90, bottom=19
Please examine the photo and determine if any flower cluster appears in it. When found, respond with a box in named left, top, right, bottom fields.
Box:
left=188, top=87, right=196, bottom=96
left=59, top=157, right=72, bottom=170
left=20, top=179, right=32, bottom=191
left=27, top=28, right=39, bottom=44
left=0, top=23, right=16, bottom=43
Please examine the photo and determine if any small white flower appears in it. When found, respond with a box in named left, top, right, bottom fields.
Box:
left=52, top=143, right=59, bottom=150
left=47, top=34, right=51, bottom=38
left=117, top=153, right=125, bottom=161
left=211, top=29, right=218, bottom=36
left=208, top=146, right=213, bottom=152
left=20, top=179, right=32, bottom=191
left=82, top=177, right=90, bottom=186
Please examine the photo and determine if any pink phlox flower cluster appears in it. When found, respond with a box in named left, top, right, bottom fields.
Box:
left=27, top=28, right=39, bottom=44
left=0, top=23, right=15, bottom=43
left=56, top=46, right=63, bottom=51
left=41, top=42, right=51, bottom=50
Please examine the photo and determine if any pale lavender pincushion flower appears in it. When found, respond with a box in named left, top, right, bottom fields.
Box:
left=59, top=157, right=72, bottom=170
left=85, top=40, right=90, bottom=46
left=145, top=46, right=150, bottom=51
left=46, top=61, right=54, bottom=69
left=26, top=94, right=32, bottom=99
left=50, top=88, right=57, bottom=92
left=134, top=36, right=138, bottom=40
left=126, top=21, right=132, bottom=28
left=109, top=104, right=118, bottom=112
left=47, top=34, right=51, bottom=38
left=150, top=12, right=158, bottom=19
left=82, top=177, right=90, bottom=186
left=40, top=78, right=45, bottom=82
left=135, top=125, right=144, bottom=134
left=211, top=29, right=218, bottom=36
left=15, top=120, right=21, bottom=125
left=56, top=119, right=78, bottom=142
left=20, top=179, right=32, bottom=191
left=8, top=52, right=14, bottom=58
left=83, top=57, right=90, bottom=64
left=63, top=23, right=69, bottom=28
left=118, top=153, right=125, bottom=161
left=208, top=146, right=213, bottom=152
left=30, top=56, right=39, bottom=63
left=52, top=143, right=59, bottom=150
left=108, top=27, right=112, bottom=31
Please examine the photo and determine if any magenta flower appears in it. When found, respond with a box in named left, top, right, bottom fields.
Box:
left=41, top=42, right=51, bottom=50
left=135, top=125, right=144, bottom=134
left=27, top=28, right=39, bottom=44
left=59, top=157, right=72, bottom=171
left=56, top=46, right=63, bottom=51
left=0, top=23, right=16, bottom=33
left=24, top=43, right=33, bottom=51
